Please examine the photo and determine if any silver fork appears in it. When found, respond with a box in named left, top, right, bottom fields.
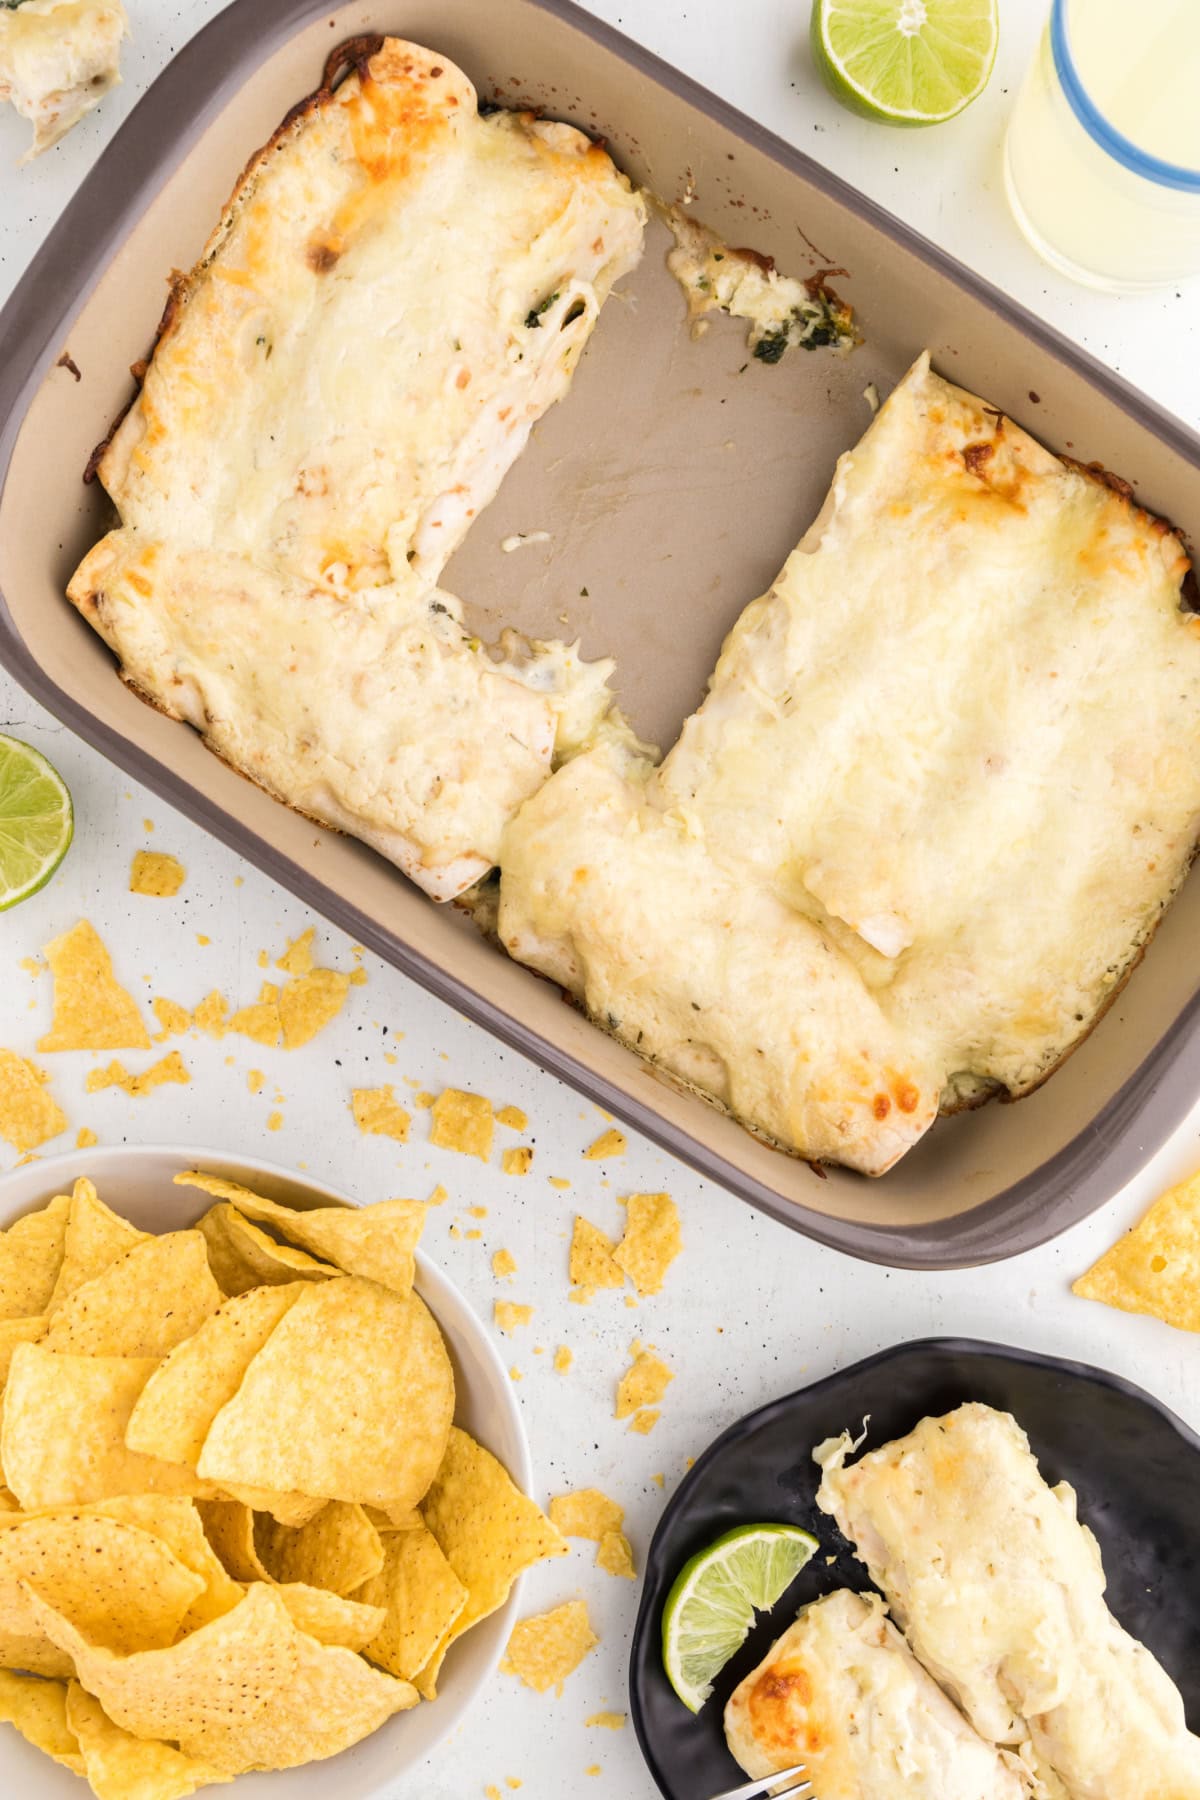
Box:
left=709, top=1763, right=815, bottom=1800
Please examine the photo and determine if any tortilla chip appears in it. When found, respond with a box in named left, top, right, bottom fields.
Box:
left=196, top=1279, right=454, bottom=1509
left=353, top=1523, right=468, bottom=1680
left=613, top=1193, right=681, bottom=1296
left=629, top=1409, right=659, bottom=1435
left=351, top=1086, right=411, bottom=1145
left=39, top=919, right=151, bottom=1052
left=28, top=1583, right=416, bottom=1774
left=3, top=1344, right=213, bottom=1507
left=279, top=968, right=354, bottom=1050
left=0, top=1052, right=68, bottom=1154
left=152, top=998, right=192, bottom=1038
left=126, top=1283, right=306, bottom=1468
left=43, top=1231, right=221, bottom=1359
left=583, top=1129, right=626, bottom=1161
left=0, top=1513, right=205, bottom=1674
left=85, top=1051, right=191, bottom=1097
left=275, top=929, right=315, bottom=977
left=223, top=1488, right=325, bottom=1529
left=194, top=1203, right=337, bottom=1296
left=501, top=1148, right=533, bottom=1176
left=1073, top=1169, right=1200, bottom=1332
left=547, top=1488, right=624, bottom=1542
left=176, top=1174, right=424, bottom=1297
left=254, top=1501, right=383, bottom=1596
left=494, top=1301, right=533, bottom=1334
left=364, top=1504, right=424, bottom=1533
left=0, top=1489, right=18, bottom=1514
left=0, top=1670, right=83, bottom=1773
left=227, top=985, right=281, bottom=1049
left=569, top=1216, right=624, bottom=1301
left=501, top=1600, right=597, bottom=1695
left=615, top=1344, right=673, bottom=1419
left=194, top=1500, right=272, bottom=1582
left=596, top=1529, right=636, bottom=1578
left=56, top=1497, right=244, bottom=1632
left=130, top=851, right=186, bottom=898
left=0, top=1315, right=46, bottom=1382
left=67, top=1682, right=231, bottom=1800
left=271, top=1582, right=385, bottom=1652
left=420, top=1428, right=565, bottom=1651
left=0, top=1192, right=70, bottom=1320
left=48, top=1178, right=148, bottom=1312
left=429, top=1089, right=494, bottom=1161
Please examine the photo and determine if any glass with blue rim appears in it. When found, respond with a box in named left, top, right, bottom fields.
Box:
left=1004, top=0, right=1200, bottom=291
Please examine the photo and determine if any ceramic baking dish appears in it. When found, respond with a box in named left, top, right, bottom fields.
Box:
left=3, top=0, right=1200, bottom=1268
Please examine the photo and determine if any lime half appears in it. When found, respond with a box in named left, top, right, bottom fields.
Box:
left=811, top=0, right=999, bottom=127
left=0, top=734, right=73, bottom=910
left=661, top=1523, right=818, bottom=1712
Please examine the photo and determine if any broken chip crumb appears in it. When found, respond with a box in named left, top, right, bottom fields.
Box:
left=85, top=1050, right=190, bottom=1097
left=276, top=927, right=316, bottom=976
left=569, top=1216, right=625, bottom=1303
left=352, top=1085, right=412, bottom=1144
left=75, top=1126, right=98, bottom=1149
left=586, top=1713, right=626, bottom=1730
left=129, top=850, right=186, bottom=897
left=19, top=956, right=45, bottom=977
left=586, top=1766, right=602, bottom=1777
left=430, top=1088, right=495, bottom=1161
left=583, top=1128, right=627, bottom=1161
left=494, top=1104, right=528, bottom=1131
left=494, top=1302, right=534, bottom=1335
left=630, top=1410, right=660, bottom=1435
left=0, top=1049, right=68, bottom=1152
left=652, top=1472, right=664, bottom=1488
left=267, top=1111, right=284, bottom=1131
left=613, top=1192, right=682, bottom=1296
left=280, top=966, right=356, bottom=1049
left=143, top=817, right=154, bottom=831
left=427, top=1185, right=448, bottom=1206
left=247, top=1069, right=265, bottom=1095
left=468, top=1205, right=488, bottom=1219
left=229, top=984, right=282, bottom=1049
left=547, top=1177, right=570, bottom=1191
left=506, top=1782, right=522, bottom=1792
left=193, top=990, right=229, bottom=1039
left=39, top=919, right=150, bottom=1053
left=196, top=934, right=211, bottom=946
left=616, top=1344, right=674, bottom=1420
left=596, top=1530, right=636, bottom=1579
left=548, top=1489, right=623, bottom=1541
left=554, top=1346, right=573, bottom=1375
left=492, top=1249, right=517, bottom=1280
left=509, top=1365, right=522, bottom=1382
left=465, top=1229, right=482, bottom=1241
left=501, top=1600, right=598, bottom=1695
left=151, top=996, right=191, bottom=1038
left=502, top=1147, right=533, bottom=1177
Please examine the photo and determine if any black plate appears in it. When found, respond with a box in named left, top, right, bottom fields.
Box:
left=628, top=1337, right=1200, bottom=1798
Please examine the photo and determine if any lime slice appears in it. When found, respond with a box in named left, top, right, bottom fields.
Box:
left=811, top=0, right=999, bottom=127
left=0, top=734, right=73, bottom=910
left=661, top=1523, right=818, bottom=1712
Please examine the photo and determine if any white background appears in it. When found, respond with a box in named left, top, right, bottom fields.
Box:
left=1, top=3, right=1198, bottom=1797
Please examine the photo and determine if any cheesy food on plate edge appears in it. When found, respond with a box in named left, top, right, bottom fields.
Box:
left=498, top=354, right=1200, bottom=1173
left=67, top=37, right=646, bottom=901
left=815, top=1403, right=1200, bottom=1799
left=0, top=0, right=126, bottom=160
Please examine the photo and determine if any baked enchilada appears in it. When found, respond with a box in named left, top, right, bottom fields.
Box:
left=68, top=36, right=645, bottom=900
left=815, top=1403, right=1200, bottom=1799
left=499, top=355, right=1200, bottom=1172
left=724, top=1588, right=1029, bottom=1799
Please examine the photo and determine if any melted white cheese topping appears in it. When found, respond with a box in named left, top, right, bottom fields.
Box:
left=815, top=1404, right=1200, bottom=1800
left=725, top=1589, right=1030, bottom=1799
left=68, top=39, right=645, bottom=898
left=0, top=0, right=126, bottom=160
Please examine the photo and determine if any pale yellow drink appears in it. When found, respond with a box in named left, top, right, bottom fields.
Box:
left=1005, top=0, right=1200, bottom=291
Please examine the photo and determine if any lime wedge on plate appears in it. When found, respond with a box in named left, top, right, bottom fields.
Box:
left=661, top=1522, right=818, bottom=1712
left=811, top=0, right=999, bottom=126
left=0, top=734, right=73, bottom=910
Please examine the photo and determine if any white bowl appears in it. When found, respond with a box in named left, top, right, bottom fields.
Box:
left=0, top=1143, right=531, bottom=1798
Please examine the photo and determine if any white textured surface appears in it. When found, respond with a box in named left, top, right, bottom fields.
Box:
left=1, top=4, right=1198, bottom=1798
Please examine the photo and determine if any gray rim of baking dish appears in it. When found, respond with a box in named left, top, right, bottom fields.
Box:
left=2, top=0, right=1199, bottom=1272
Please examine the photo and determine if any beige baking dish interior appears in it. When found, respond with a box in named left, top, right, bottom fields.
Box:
left=3, top=0, right=1199, bottom=1231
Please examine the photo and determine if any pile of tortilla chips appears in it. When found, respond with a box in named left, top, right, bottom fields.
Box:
left=0, top=1172, right=564, bottom=1795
